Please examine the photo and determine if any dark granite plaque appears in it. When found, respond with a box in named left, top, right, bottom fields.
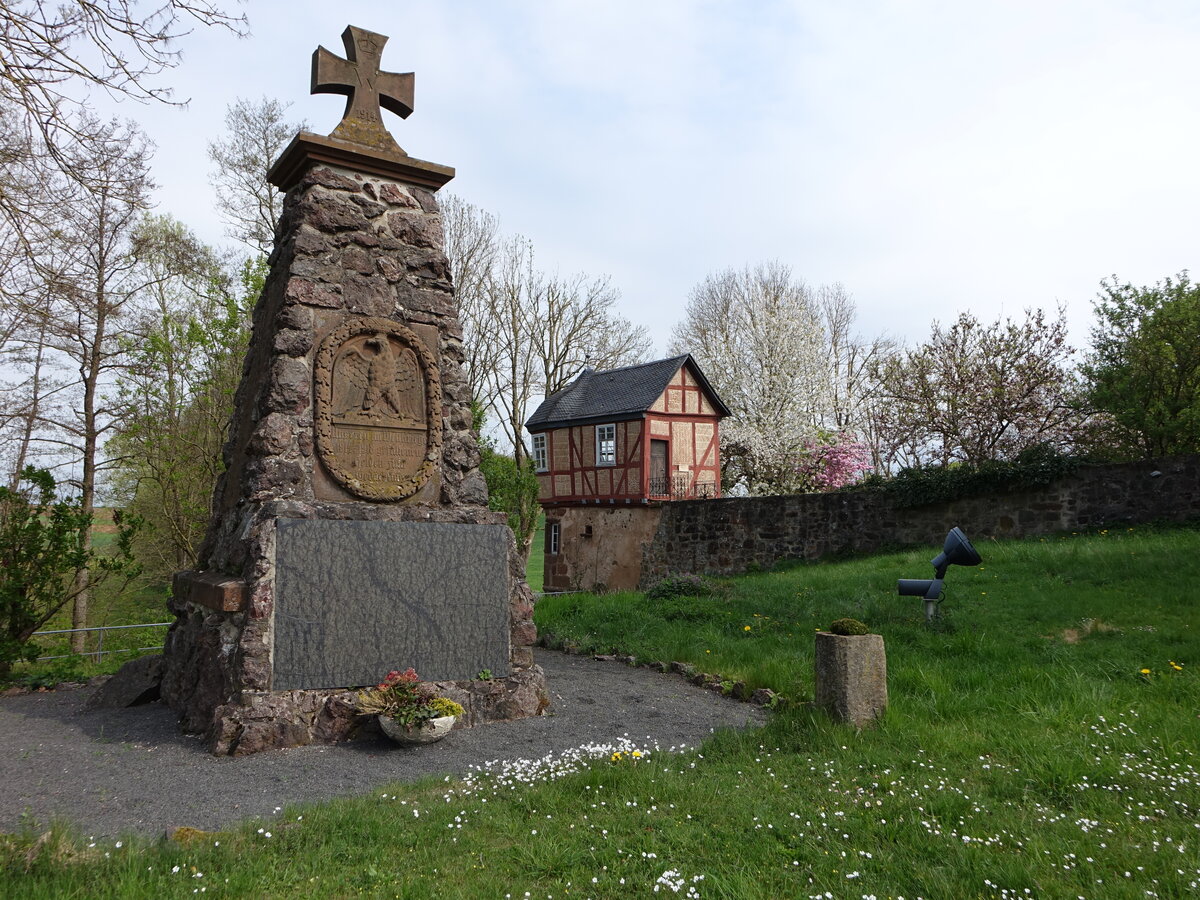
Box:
left=273, top=519, right=511, bottom=690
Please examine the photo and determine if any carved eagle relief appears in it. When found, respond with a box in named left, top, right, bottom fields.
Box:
left=314, top=316, right=442, bottom=502
left=331, top=332, right=425, bottom=425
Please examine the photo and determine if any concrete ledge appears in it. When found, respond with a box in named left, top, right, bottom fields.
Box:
left=268, top=132, right=455, bottom=192
left=172, top=570, right=247, bottom=613
left=814, top=632, right=887, bottom=727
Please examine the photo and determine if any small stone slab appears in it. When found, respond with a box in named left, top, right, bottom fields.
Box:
left=814, top=632, right=887, bottom=727
left=84, top=654, right=163, bottom=710
left=173, top=571, right=246, bottom=612
left=273, top=519, right=511, bottom=690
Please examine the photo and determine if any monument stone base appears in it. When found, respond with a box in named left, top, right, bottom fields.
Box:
left=202, top=666, right=547, bottom=757
left=167, top=503, right=547, bottom=755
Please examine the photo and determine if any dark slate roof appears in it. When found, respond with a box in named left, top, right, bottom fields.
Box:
left=525, top=354, right=730, bottom=431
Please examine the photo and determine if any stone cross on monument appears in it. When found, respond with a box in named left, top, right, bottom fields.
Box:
left=312, top=25, right=414, bottom=153
left=160, top=25, right=546, bottom=755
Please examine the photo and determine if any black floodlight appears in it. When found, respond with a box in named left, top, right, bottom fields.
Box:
left=898, top=526, right=982, bottom=621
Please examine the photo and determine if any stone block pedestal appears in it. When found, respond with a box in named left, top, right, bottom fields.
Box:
left=814, top=632, right=887, bottom=727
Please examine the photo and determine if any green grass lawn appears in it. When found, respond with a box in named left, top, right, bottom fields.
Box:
left=525, top=512, right=546, bottom=593
left=3, top=524, right=1199, bottom=898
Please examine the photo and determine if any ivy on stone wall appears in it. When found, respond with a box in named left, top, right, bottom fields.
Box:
left=846, top=444, right=1080, bottom=509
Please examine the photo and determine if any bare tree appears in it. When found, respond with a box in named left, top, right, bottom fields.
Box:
left=539, top=272, right=651, bottom=396
left=817, top=285, right=899, bottom=471
left=442, top=195, right=650, bottom=458
left=207, top=97, right=305, bottom=254
left=870, top=307, right=1082, bottom=469
left=476, top=253, right=650, bottom=464
left=475, top=235, right=541, bottom=464
left=440, top=193, right=502, bottom=404
left=29, top=115, right=162, bottom=650
left=0, top=1, right=244, bottom=237
left=1, top=311, right=71, bottom=490
left=0, top=108, right=73, bottom=486
left=442, top=204, right=650, bottom=556
left=0, top=1, right=245, bottom=139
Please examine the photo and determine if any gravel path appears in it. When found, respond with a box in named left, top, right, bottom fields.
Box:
left=0, top=651, right=766, bottom=838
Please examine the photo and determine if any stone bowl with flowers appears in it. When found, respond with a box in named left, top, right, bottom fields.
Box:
left=356, top=667, right=465, bottom=746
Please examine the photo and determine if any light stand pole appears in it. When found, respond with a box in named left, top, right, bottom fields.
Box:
left=898, top=527, right=981, bottom=621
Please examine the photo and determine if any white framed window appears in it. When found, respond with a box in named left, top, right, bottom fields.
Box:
left=532, top=433, right=548, bottom=472
left=547, top=522, right=560, bottom=555
left=596, top=423, right=616, bottom=466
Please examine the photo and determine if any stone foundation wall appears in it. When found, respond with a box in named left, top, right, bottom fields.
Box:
left=632, top=454, right=1200, bottom=588
left=542, top=505, right=664, bottom=592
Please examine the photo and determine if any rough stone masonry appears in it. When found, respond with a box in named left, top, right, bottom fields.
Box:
left=161, top=25, right=546, bottom=755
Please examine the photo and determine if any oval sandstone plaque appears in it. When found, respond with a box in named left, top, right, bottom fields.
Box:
left=314, top=317, right=442, bottom=501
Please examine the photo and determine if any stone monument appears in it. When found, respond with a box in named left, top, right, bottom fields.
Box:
left=161, top=25, right=546, bottom=755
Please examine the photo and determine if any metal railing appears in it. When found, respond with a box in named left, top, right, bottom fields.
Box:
left=31, top=621, right=171, bottom=662
left=648, top=475, right=718, bottom=501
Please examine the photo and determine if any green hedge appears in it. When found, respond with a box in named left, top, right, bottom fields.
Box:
left=846, top=444, right=1080, bottom=508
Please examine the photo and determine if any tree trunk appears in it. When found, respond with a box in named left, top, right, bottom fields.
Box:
left=8, top=315, right=55, bottom=490
left=69, top=451, right=96, bottom=652
left=71, top=284, right=104, bottom=655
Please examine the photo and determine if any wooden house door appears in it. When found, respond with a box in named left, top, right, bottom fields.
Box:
left=650, top=439, right=668, bottom=496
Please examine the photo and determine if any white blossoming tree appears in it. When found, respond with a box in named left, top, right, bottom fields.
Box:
left=670, top=261, right=845, bottom=495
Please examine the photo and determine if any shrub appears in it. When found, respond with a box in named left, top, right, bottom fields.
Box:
left=645, top=574, right=718, bottom=601
left=848, top=444, right=1079, bottom=508
left=0, top=468, right=140, bottom=678
left=14, top=654, right=90, bottom=689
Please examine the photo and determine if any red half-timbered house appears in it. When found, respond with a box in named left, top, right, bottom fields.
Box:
left=525, top=355, right=729, bottom=592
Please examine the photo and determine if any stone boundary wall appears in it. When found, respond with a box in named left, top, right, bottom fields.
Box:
left=638, top=455, right=1200, bottom=587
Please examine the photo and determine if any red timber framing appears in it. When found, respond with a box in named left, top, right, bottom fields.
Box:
left=535, top=420, right=645, bottom=503
left=532, top=362, right=722, bottom=505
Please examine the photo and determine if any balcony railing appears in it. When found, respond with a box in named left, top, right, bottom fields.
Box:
left=648, top=475, right=717, bottom=500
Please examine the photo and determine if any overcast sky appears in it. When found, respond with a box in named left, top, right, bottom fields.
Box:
left=98, top=0, right=1200, bottom=355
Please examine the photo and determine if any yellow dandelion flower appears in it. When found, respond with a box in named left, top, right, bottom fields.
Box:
left=1140, top=668, right=1151, bottom=675
left=744, top=625, right=751, bottom=632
